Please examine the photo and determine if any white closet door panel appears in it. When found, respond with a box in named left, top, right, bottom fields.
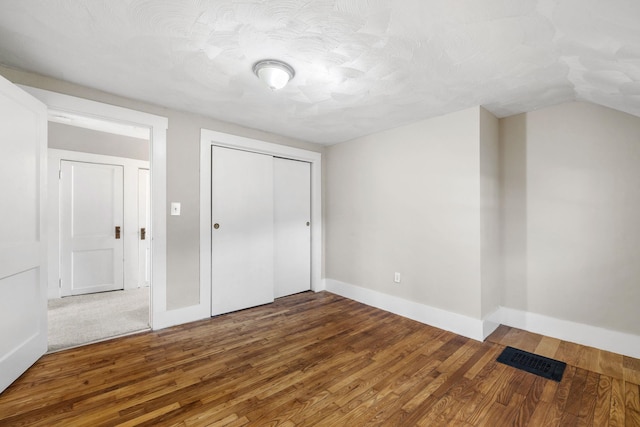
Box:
left=274, top=158, right=311, bottom=298
left=211, top=146, right=274, bottom=315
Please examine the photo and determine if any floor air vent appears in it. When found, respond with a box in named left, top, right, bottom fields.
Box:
left=497, top=346, right=566, bottom=382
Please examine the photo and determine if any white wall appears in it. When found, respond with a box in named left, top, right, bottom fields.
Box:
left=326, top=107, right=484, bottom=320
left=502, top=102, right=640, bottom=337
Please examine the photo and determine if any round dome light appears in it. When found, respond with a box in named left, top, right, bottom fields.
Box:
left=253, top=59, right=295, bottom=90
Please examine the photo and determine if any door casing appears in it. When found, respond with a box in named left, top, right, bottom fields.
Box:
left=138, top=168, right=150, bottom=288
left=21, top=86, right=169, bottom=329
left=200, top=129, right=322, bottom=317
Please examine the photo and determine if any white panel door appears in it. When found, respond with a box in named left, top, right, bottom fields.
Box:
left=211, top=146, right=274, bottom=315
left=138, top=168, right=150, bottom=287
left=274, top=158, right=311, bottom=298
left=60, top=161, right=124, bottom=296
left=0, top=76, right=47, bottom=393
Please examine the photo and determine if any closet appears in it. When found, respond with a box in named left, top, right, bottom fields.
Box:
left=211, top=146, right=311, bottom=316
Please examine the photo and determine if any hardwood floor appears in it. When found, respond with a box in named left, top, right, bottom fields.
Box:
left=0, top=291, right=638, bottom=426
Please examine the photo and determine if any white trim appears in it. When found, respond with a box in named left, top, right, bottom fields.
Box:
left=199, top=141, right=212, bottom=318
left=324, top=279, right=640, bottom=359
left=151, top=304, right=211, bottom=330
left=200, top=130, right=323, bottom=318
left=325, top=279, right=486, bottom=341
left=498, top=307, right=640, bottom=359
left=20, top=86, right=168, bottom=330
left=482, top=308, right=502, bottom=340
left=47, top=149, right=149, bottom=298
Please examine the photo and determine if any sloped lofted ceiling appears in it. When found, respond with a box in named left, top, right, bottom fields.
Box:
left=0, top=0, right=638, bottom=144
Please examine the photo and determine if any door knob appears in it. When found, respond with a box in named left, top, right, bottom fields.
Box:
left=213, top=223, right=220, bottom=230
left=140, top=227, right=146, bottom=240
left=115, top=226, right=121, bottom=239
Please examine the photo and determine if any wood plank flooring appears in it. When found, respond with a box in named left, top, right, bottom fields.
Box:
left=0, top=291, right=638, bottom=426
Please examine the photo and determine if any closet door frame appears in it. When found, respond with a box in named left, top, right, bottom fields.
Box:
left=199, top=130, right=322, bottom=316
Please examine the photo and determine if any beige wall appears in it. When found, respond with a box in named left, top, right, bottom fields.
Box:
left=479, top=107, right=501, bottom=318
left=501, top=102, right=640, bottom=336
left=0, top=65, right=324, bottom=310
left=7, top=64, right=638, bottom=340
left=327, top=100, right=639, bottom=341
left=49, top=122, right=149, bottom=161
left=326, top=107, right=485, bottom=318
left=500, top=113, right=528, bottom=311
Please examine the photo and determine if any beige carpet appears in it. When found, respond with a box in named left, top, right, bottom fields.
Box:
left=47, top=288, right=150, bottom=352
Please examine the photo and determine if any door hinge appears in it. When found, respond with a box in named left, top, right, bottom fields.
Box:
left=59, top=169, right=61, bottom=179
left=58, top=278, right=62, bottom=288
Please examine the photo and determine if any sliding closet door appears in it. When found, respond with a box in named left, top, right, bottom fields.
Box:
left=211, top=146, right=274, bottom=315
left=274, top=158, right=311, bottom=298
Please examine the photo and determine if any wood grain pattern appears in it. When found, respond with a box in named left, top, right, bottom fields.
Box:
left=0, top=292, right=638, bottom=426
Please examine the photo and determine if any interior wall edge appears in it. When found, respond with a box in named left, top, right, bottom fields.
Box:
left=479, top=106, right=502, bottom=319
left=316, top=279, right=327, bottom=292
left=482, top=307, right=502, bottom=340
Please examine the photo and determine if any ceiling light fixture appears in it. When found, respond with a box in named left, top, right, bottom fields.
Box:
left=253, top=59, right=295, bottom=90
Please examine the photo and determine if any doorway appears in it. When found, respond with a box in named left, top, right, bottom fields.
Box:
left=20, top=86, right=168, bottom=333
left=47, top=124, right=152, bottom=351
left=0, top=83, right=168, bottom=391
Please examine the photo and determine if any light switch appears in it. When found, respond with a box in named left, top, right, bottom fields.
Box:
left=171, top=202, right=181, bottom=216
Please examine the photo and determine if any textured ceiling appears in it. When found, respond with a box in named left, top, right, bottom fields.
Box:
left=0, top=0, right=639, bottom=144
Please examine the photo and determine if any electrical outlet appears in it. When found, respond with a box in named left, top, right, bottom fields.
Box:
left=394, top=272, right=401, bottom=283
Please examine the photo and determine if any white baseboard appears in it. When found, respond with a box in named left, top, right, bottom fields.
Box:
left=482, top=308, right=502, bottom=340
left=152, top=304, right=210, bottom=330
left=498, top=307, right=640, bottom=359
left=151, top=277, right=640, bottom=359
left=325, top=279, right=487, bottom=341
left=314, top=278, right=327, bottom=292
left=324, top=279, right=640, bottom=359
